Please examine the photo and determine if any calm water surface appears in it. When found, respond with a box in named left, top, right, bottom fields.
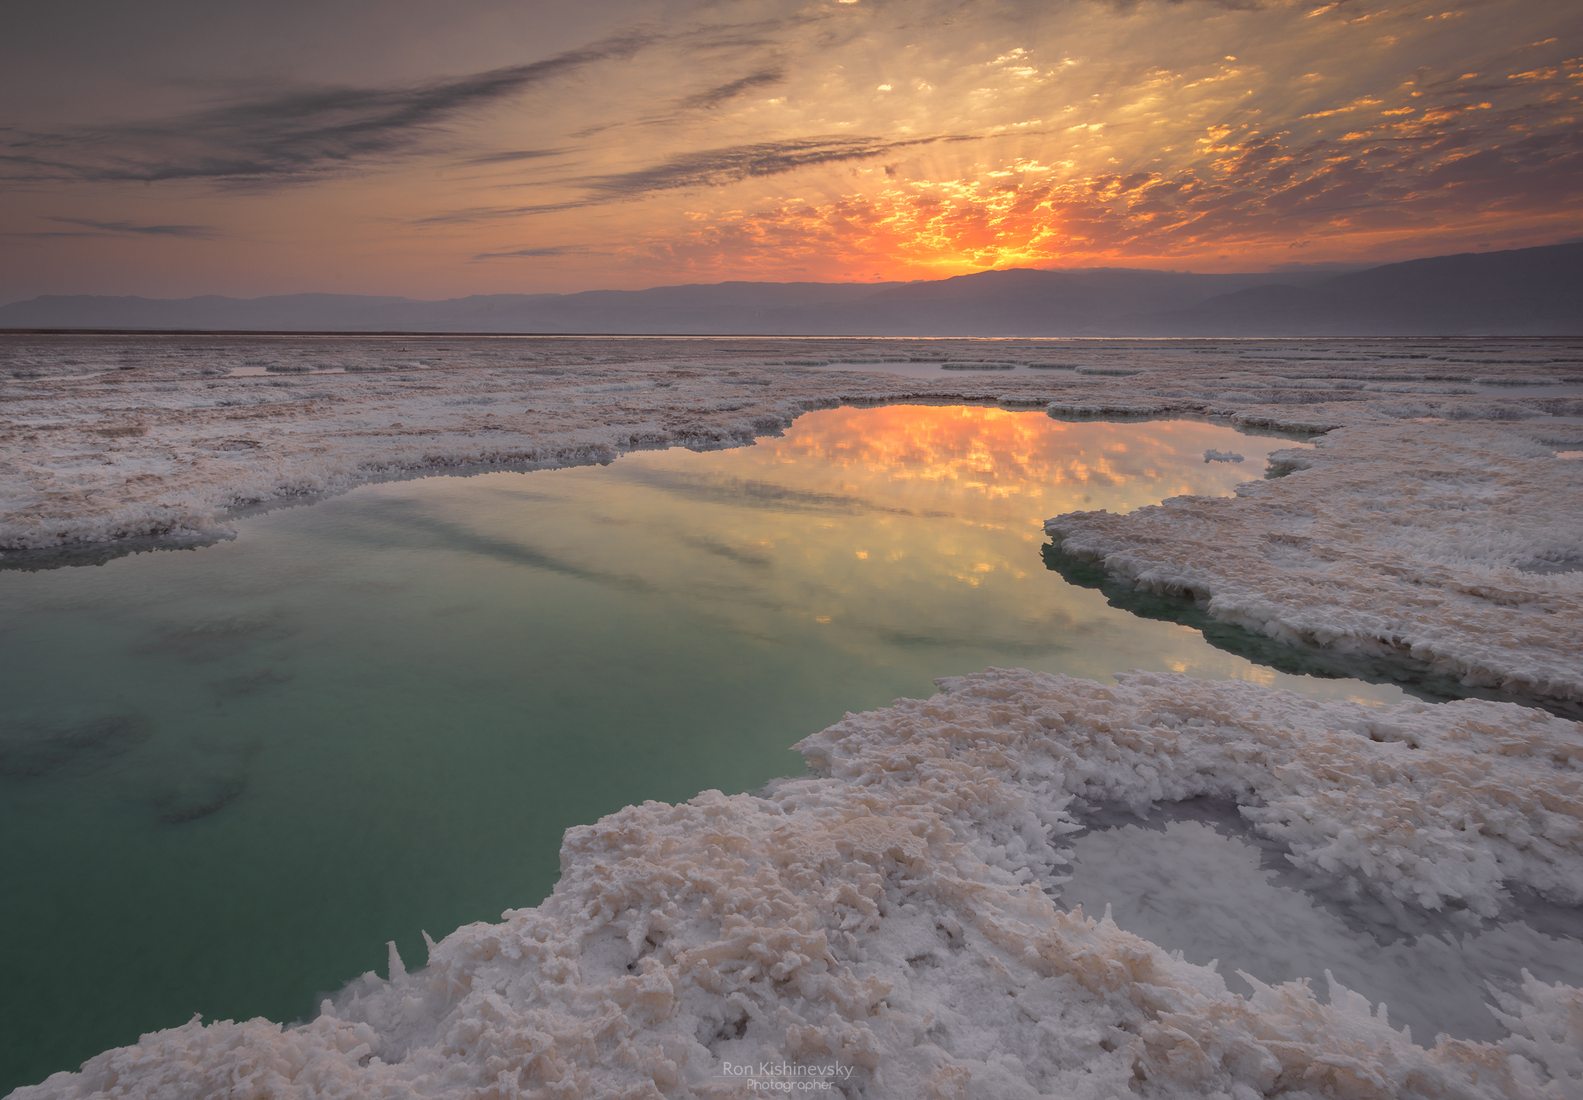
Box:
left=0, top=405, right=1405, bottom=1090
left=1064, top=809, right=1583, bottom=1043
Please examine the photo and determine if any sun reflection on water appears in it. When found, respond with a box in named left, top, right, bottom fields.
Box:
left=0, top=403, right=1408, bottom=1093
left=443, top=403, right=1372, bottom=696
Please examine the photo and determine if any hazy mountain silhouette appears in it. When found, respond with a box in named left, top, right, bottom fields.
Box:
left=1150, top=241, right=1583, bottom=335
left=3, top=241, right=1579, bottom=336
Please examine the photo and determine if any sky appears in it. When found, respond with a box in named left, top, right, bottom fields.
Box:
left=1, top=0, right=1580, bottom=301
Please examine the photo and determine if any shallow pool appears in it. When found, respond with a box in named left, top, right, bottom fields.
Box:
left=0, top=405, right=1405, bottom=1090
left=1063, top=806, right=1583, bottom=1043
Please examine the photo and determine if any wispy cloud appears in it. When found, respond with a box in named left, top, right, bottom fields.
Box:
left=5, top=0, right=1578, bottom=290
left=637, top=98, right=1583, bottom=281
left=586, top=134, right=977, bottom=196
left=337, top=498, right=653, bottom=591
left=459, top=148, right=568, bottom=167
left=53, top=217, right=218, bottom=238
left=422, top=132, right=982, bottom=224
left=612, top=467, right=925, bottom=516
left=7, top=217, right=219, bottom=239
left=0, top=33, right=656, bottom=188
left=676, top=67, right=785, bottom=111
left=1100, top=0, right=1268, bottom=8
left=471, top=244, right=597, bottom=261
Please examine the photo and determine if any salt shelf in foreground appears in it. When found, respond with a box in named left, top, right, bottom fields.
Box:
left=5, top=336, right=1582, bottom=1096
left=17, top=671, right=1582, bottom=1098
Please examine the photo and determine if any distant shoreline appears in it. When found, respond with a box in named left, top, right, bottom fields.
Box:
left=4, top=242, right=1580, bottom=339
left=4, top=329, right=1582, bottom=340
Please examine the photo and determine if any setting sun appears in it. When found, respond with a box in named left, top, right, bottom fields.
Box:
left=3, top=1, right=1579, bottom=299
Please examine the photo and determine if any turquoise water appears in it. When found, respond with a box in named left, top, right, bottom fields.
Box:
left=0, top=406, right=1405, bottom=1091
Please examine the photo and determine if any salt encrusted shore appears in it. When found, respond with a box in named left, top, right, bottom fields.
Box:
left=16, top=671, right=1583, bottom=1098
left=1047, top=420, right=1583, bottom=707
left=5, top=334, right=1579, bottom=702
left=2, top=336, right=1579, bottom=553
left=5, top=334, right=1583, bottom=1097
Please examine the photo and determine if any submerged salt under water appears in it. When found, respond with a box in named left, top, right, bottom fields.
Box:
left=1063, top=810, right=1583, bottom=1043
left=1, top=405, right=1417, bottom=1090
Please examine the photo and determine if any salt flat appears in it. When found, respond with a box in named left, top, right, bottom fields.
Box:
left=4, top=335, right=1578, bottom=706
left=5, top=335, right=1582, bottom=1098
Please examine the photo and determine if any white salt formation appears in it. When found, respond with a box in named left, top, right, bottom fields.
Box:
left=1061, top=818, right=1583, bottom=1043
left=6, top=336, right=1583, bottom=1096
left=3, top=336, right=1578, bottom=564
left=1048, top=420, right=1583, bottom=707
left=16, top=672, right=1582, bottom=1098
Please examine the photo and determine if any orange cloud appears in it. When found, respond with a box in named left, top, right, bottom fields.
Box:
left=4, top=0, right=1581, bottom=296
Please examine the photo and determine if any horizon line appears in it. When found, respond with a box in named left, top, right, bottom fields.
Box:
left=5, top=236, right=1579, bottom=307
left=5, top=329, right=1581, bottom=341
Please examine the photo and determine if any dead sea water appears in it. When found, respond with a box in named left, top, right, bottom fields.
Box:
left=0, top=404, right=1420, bottom=1090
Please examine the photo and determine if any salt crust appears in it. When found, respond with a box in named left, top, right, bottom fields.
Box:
left=16, top=671, right=1583, bottom=1098
left=3, top=336, right=1578, bottom=558
left=1047, top=420, right=1583, bottom=706
left=5, top=339, right=1580, bottom=711
left=6, top=336, right=1583, bottom=1097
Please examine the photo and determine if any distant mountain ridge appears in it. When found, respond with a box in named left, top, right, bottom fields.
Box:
left=1154, top=242, right=1583, bottom=336
left=3, top=241, right=1580, bottom=336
